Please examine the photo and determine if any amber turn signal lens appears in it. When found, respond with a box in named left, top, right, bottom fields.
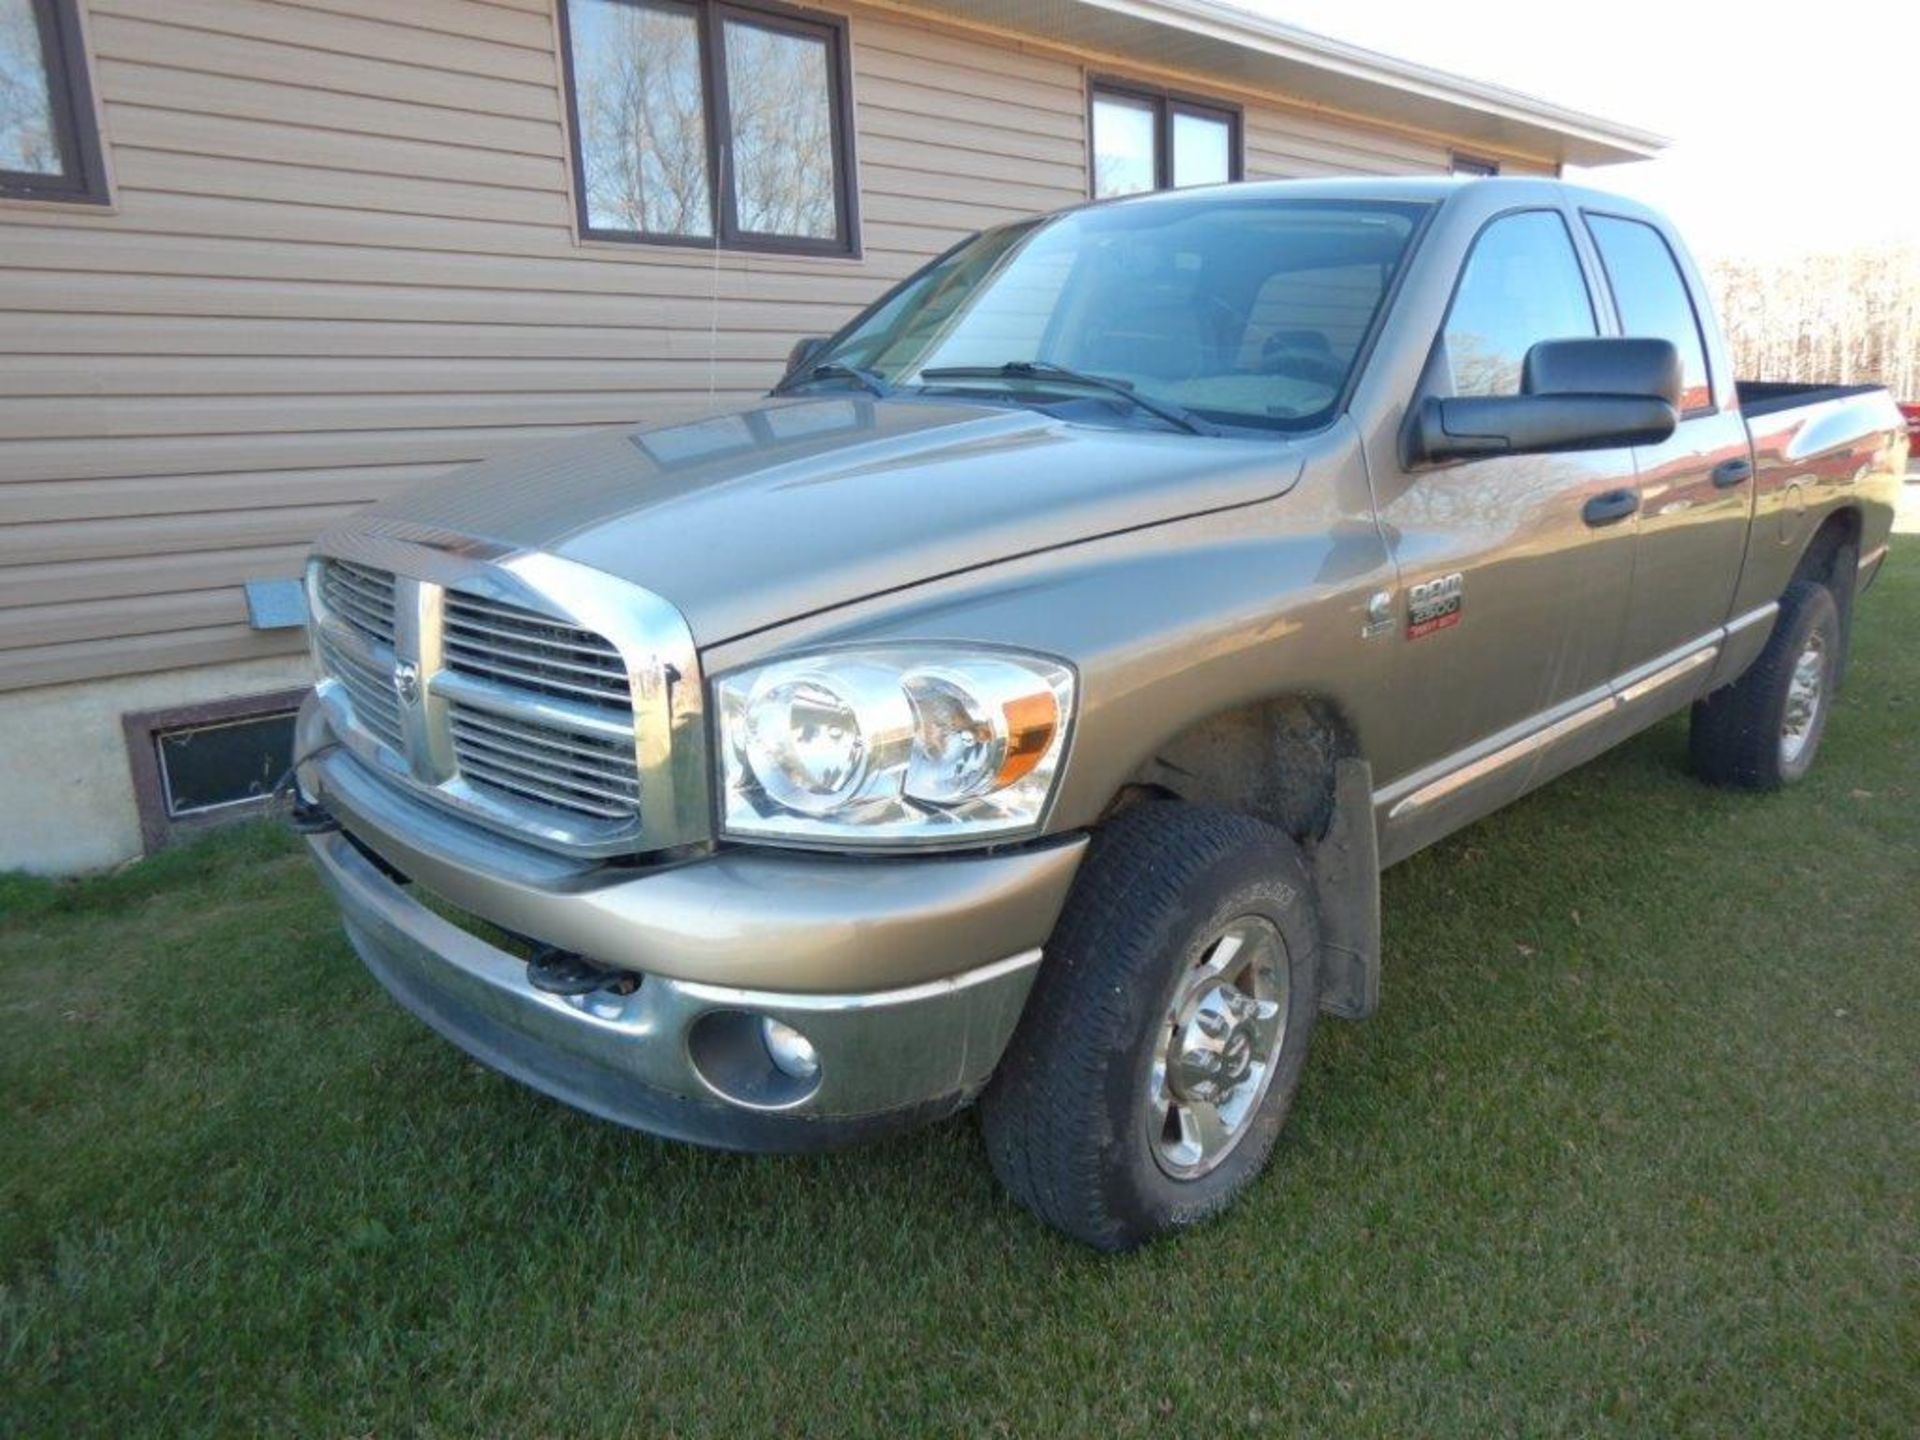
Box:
left=994, top=690, right=1059, bottom=788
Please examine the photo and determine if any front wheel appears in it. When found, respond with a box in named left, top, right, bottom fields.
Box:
left=980, top=803, right=1319, bottom=1251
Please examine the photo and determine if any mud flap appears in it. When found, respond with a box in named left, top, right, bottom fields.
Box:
left=1308, top=757, right=1381, bottom=1020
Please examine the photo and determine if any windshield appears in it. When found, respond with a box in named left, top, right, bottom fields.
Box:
left=803, top=195, right=1428, bottom=432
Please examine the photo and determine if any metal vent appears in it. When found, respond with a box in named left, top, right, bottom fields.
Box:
left=443, top=593, right=630, bottom=710
left=319, top=559, right=396, bottom=647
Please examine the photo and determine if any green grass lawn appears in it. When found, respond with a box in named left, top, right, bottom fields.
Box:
left=5, top=550, right=1917, bottom=1439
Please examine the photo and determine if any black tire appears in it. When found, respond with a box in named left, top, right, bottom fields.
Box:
left=1690, top=578, right=1842, bottom=789
left=980, top=802, right=1320, bottom=1251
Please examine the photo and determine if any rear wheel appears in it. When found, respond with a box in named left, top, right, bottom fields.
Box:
left=1690, top=579, right=1842, bottom=789
left=981, top=803, right=1319, bottom=1251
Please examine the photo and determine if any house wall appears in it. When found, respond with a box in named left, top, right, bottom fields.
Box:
left=0, top=0, right=1560, bottom=872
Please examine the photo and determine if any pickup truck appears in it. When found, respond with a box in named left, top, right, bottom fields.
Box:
left=293, top=178, right=1907, bottom=1250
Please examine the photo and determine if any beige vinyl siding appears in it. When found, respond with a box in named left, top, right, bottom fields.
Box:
left=0, top=0, right=1073, bottom=691
left=1245, top=104, right=1449, bottom=178
left=0, top=0, right=1554, bottom=694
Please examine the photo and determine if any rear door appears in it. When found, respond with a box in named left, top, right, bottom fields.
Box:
left=1583, top=212, right=1752, bottom=667
left=1371, top=208, right=1640, bottom=774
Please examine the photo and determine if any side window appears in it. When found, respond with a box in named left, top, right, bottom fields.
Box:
left=1442, top=210, right=1596, bottom=397
left=1586, top=214, right=1713, bottom=412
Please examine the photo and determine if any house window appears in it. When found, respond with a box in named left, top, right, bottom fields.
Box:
left=1090, top=80, right=1240, bottom=198
left=0, top=0, right=108, bottom=204
left=558, top=0, right=858, bottom=255
left=1450, top=154, right=1500, bottom=177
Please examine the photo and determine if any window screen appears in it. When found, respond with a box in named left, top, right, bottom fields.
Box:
left=158, top=713, right=298, bottom=817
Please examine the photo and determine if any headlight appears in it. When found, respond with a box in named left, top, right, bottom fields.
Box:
left=717, top=645, right=1074, bottom=847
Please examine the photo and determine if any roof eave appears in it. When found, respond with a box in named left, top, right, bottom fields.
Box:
left=900, top=0, right=1668, bottom=166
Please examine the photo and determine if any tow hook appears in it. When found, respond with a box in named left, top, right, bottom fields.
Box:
left=276, top=741, right=344, bottom=835
left=525, top=947, right=641, bottom=997
left=285, top=793, right=340, bottom=836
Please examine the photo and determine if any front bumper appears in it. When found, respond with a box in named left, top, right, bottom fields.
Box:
left=297, top=707, right=1086, bottom=1150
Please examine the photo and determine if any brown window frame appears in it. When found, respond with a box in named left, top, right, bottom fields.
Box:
left=122, top=689, right=310, bottom=855
left=2, top=0, right=109, bottom=205
left=1088, top=77, right=1242, bottom=198
left=555, top=0, right=861, bottom=257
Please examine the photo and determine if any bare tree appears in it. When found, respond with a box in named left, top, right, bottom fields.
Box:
left=1704, top=243, right=1920, bottom=399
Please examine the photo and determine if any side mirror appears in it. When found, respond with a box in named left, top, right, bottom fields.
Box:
left=1523, top=337, right=1682, bottom=407
left=786, top=335, right=829, bottom=376
left=1405, top=337, right=1681, bottom=465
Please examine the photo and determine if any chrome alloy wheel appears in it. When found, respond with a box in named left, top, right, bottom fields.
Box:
left=1780, top=631, right=1828, bottom=767
left=1147, top=917, right=1291, bottom=1180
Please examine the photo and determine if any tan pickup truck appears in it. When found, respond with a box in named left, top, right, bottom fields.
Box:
left=293, top=178, right=1907, bottom=1249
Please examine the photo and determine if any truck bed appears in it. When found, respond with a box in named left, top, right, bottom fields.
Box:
left=1736, top=380, right=1886, bottom=420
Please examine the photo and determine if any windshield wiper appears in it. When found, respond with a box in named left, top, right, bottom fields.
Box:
left=775, top=361, right=892, bottom=398
left=917, top=361, right=1219, bottom=436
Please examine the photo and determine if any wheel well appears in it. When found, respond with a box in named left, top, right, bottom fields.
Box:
left=1111, top=696, right=1358, bottom=843
left=1792, top=507, right=1862, bottom=677
left=1793, top=506, right=1861, bottom=590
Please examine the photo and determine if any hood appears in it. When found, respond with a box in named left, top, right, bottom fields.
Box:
left=364, top=395, right=1303, bottom=644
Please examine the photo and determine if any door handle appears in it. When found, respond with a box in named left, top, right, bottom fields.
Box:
left=1582, top=488, right=1639, bottom=527
left=1711, top=457, right=1755, bottom=488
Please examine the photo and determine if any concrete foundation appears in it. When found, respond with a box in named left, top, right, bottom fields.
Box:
left=0, top=655, right=315, bottom=876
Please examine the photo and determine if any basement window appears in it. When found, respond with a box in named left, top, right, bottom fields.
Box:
left=558, top=0, right=859, bottom=255
left=124, top=691, right=308, bottom=853
left=1091, top=79, right=1241, bottom=199
left=0, top=0, right=108, bottom=204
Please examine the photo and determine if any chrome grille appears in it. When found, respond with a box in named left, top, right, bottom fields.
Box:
left=319, top=558, right=396, bottom=647
left=313, top=560, right=406, bottom=755
left=439, top=591, right=639, bottom=822
left=443, top=593, right=630, bottom=709
left=315, top=629, right=405, bottom=753
left=306, top=529, right=703, bottom=859
left=447, top=700, right=640, bottom=821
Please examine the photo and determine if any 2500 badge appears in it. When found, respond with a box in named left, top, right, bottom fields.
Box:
left=1407, top=572, right=1464, bottom=639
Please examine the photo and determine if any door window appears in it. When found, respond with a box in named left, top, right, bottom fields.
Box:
left=1586, top=214, right=1713, bottom=412
left=1442, top=210, right=1597, bottom=397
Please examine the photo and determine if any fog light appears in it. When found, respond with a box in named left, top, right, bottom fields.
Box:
left=761, top=1017, right=820, bottom=1079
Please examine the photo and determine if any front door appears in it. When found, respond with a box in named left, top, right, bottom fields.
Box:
left=1368, top=208, right=1640, bottom=828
